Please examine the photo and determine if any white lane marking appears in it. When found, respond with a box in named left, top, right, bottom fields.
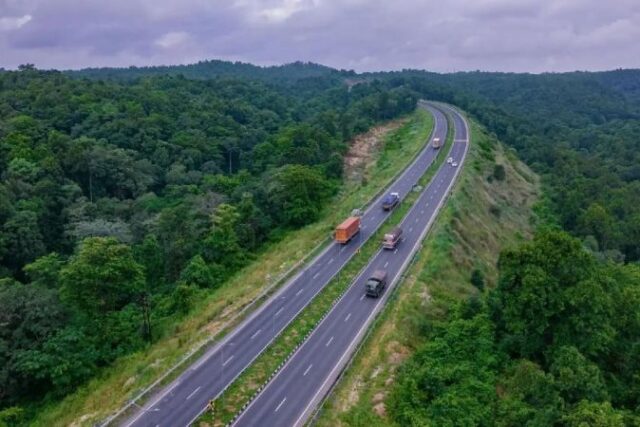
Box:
left=250, top=329, right=262, bottom=340
left=384, top=261, right=389, bottom=268
left=223, top=355, right=234, bottom=366
left=275, top=307, right=284, bottom=317
left=394, top=248, right=399, bottom=254
left=303, top=364, right=313, bottom=376
left=421, top=210, right=424, bottom=214
left=326, top=336, right=334, bottom=347
left=186, top=386, right=201, bottom=400
left=409, top=227, right=413, bottom=232
left=415, top=218, right=419, bottom=223
left=328, top=257, right=334, bottom=264
left=362, top=226, right=367, bottom=230
left=275, top=397, right=287, bottom=412
left=344, top=313, right=351, bottom=322
left=296, top=288, right=304, bottom=296
left=360, top=294, right=366, bottom=301
left=312, top=272, right=320, bottom=279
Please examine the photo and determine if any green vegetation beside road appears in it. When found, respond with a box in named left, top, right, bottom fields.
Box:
left=315, top=119, right=541, bottom=426
left=24, top=108, right=433, bottom=426
left=196, top=108, right=447, bottom=426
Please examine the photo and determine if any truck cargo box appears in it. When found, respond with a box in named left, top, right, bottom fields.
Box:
left=335, top=216, right=361, bottom=244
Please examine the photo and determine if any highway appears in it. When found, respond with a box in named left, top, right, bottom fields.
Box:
left=232, top=103, right=469, bottom=427
left=121, top=103, right=448, bottom=427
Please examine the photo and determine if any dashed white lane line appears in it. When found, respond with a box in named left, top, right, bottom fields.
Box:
left=415, top=218, right=419, bottom=223
left=409, top=227, right=413, bottom=233
left=186, top=386, right=201, bottom=400
left=312, top=272, right=320, bottom=279
left=394, top=248, right=399, bottom=254
left=303, top=364, right=313, bottom=376
left=421, top=210, right=424, bottom=215
left=296, top=288, right=304, bottom=296
left=344, top=313, right=351, bottom=322
left=275, top=307, right=284, bottom=317
left=328, top=257, right=334, bottom=264
left=275, top=397, right=287, bottom=412
left=360, top=294, right=366, bottom=301
left=384, top=261, right=389, bottom=268
left=326, top=336, right=334, bottom=347
left=250, top=329, right=262, bottom=340
left=222, top=355, right=234, bottom=366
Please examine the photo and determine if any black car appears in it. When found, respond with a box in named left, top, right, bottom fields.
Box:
left=382, top=192, right=400, bottom=211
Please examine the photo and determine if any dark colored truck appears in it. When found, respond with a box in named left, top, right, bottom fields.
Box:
left=382, top=192, right=400, bottom=211
left=365, top=270, right=387, bottom=298
left=382, top=227, right=402, bottom=249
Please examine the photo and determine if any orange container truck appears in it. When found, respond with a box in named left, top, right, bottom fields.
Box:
left=335, top=216, right=361, bottom=244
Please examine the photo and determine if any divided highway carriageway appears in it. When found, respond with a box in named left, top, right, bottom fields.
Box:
left=121, top=103, right=448, bottom=427
left=232, top=103, right=469, bottom=427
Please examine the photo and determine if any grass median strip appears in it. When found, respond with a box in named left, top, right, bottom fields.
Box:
left=197, top=110, right=453, bottom=426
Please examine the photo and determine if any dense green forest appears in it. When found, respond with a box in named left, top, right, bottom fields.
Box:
left=390, top=229, right=640, bottom=426
left=2, top=59, right=640, bottom=425
left=382, top=69, right=640, bottom=263
left=0, top=65, right=416, bottom=419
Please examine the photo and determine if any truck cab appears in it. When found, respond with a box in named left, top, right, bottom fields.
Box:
left=365, top=270, right=387, bottom=298
left=382, top=227, right=402, bottom=249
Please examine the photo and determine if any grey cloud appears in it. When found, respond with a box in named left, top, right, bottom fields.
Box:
left=0, top=0, right=639, bottom=72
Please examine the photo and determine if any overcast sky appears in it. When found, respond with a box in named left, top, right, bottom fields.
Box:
left=1, top=0, right=640, bottom=73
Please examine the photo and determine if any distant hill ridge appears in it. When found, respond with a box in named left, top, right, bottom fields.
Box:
left=65, top=59, right=354, bottom=83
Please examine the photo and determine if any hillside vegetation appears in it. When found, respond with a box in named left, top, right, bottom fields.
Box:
left=23, top=108, right=434, bottom=427
left=0, top=66, right=416, bottom=423
left=316, top=118, right=540, bottom=426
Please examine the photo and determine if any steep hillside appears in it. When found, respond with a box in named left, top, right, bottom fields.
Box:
left=315, top=117, right=540, bottom=426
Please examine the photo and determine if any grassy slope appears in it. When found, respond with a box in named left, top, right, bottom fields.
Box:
left=33, top=110, right=434, bottom=427
left=196, top=110, right=454, bottom=426
left=314, top=118, right=540, bottom=427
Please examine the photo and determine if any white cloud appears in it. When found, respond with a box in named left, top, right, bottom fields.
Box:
left=0, top=14, right=32, bottom=31
left=154, top=31, right=189, bottom=48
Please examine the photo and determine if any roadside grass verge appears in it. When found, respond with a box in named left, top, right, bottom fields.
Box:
left=313, top=118, right=540, bottom=427
left=196, top=114, right=454, bottom=426
left=31, top=110, right=433, bottom=427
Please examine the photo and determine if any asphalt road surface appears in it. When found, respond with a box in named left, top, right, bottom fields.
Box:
left=232, top=104, right=469, bottom=427
left=122, top=103, right=448, bottom=427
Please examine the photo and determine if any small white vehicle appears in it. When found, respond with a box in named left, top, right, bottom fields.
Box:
left=452, top=162, right=458, bottom=167
left=447, top=157, right=453, bottom=164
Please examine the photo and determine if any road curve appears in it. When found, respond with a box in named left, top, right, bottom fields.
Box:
left=121, top=104, right=447, bottom=427
left=232, top=103, right=469, bottom=427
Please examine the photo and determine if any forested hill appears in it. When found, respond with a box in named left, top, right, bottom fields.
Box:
left=64, top=60, right=346, bottom=84
left=376, top=68, right=640, bottom=263
left=0, top=66, right=416, bottom=418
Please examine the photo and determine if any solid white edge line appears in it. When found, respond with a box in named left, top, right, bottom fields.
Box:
left=187, top=105, right=446, bottom=427
left=292, top=103, right=470, bottom=427
left=231, top=104, right=455, bottom=427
